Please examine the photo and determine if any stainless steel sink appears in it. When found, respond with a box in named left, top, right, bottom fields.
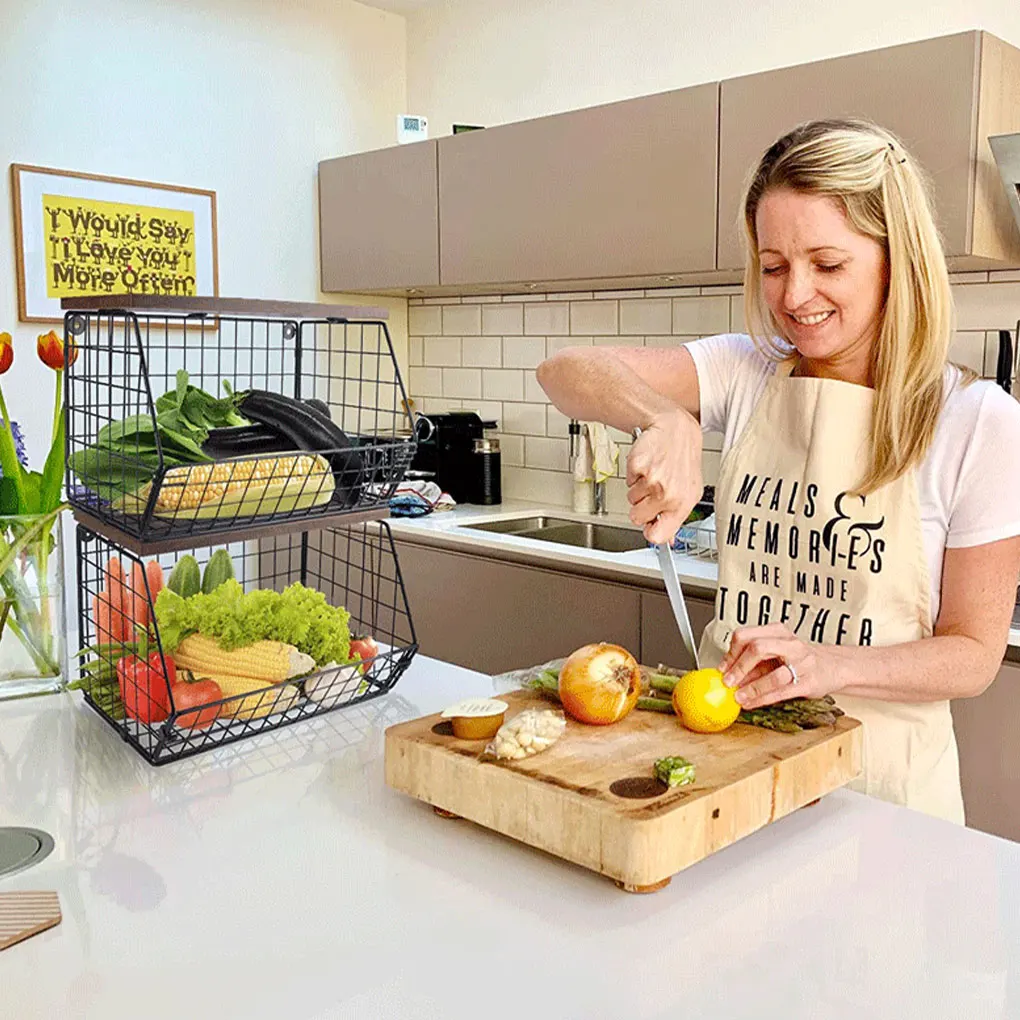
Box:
left=462, top=516, right=648, bottom=553
left=462, top=516, right=577, bottom=535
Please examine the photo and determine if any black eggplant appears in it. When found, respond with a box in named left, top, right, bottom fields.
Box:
left=237, top=390, right=363, bottom=506
left=202, top=423, right=294, bottom=459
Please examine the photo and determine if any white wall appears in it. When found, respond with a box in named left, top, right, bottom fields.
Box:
left=404, top=0, right=1020, bottom=133
left=0, top=0, right=408, bottom=467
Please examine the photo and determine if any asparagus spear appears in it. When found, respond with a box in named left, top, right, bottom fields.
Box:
left=654, top=755, right=696, bottom=787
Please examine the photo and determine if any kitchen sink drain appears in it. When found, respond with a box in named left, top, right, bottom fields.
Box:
left=0, top=828, right=55, bottom=879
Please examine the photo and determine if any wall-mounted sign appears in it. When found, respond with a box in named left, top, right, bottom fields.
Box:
left=10, top=164, right=218, bottom=323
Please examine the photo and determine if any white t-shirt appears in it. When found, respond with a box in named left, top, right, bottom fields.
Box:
left=687, top=333, right=1020, bottom=625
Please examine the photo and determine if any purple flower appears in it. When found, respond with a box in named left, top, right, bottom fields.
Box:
left=0, top=420, right=29, bottom=478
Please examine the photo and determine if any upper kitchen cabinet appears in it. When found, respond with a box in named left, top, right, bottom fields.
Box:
left=319, top=140, right=439, bottom=292
left=717, top=31, right=1020, bottom=270
left=438, top=84, right=719, bottom=287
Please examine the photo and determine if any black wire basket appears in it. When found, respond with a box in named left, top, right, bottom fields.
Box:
left=63, top=299, right=417, bottom=548
left=72, top=521, right=418, bottom=765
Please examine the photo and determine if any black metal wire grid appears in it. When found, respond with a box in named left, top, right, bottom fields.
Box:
left=73, top=521, right=418, bottom=765
left=63, top=310, right=416, bottom=545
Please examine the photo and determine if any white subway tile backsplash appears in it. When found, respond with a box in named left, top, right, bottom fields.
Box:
left=730, top=296, right=747, bottom=333
left=462, top=336, right=502, bottom=368
left=503, top=402, right=547, bottom=435
left=409, top=305, right=442, bottom=336
left=525, top=302, right=569, bottom=335
left=443, top=304, right=482, bottom=336
left=952, top=282, right=1020, bottom=330
left=524, top=371, right=547, bottom=403
left=526, top=436, right=569, bottom=471
left=672, top=296, right=729, bottom=335
left=417, top=276, right=1018, bottom=507
left=948, top=271, right=990, bottom=284
left=571, top=299, right=618, bottom=335
left=546, top=336, right=592, bottom=356
left=502, top=467, right=572, bottom=507
left=499, top=433, right=525, bottom=467
left=409, top=366, right=443, bottom=398
left=949, top=332, right=986, bottom=375
left=503, top=336, right=547, bottom=369
left=424, top=296, right=455, bottom=305
left=409, top=336, right=424, bottom=367
left=620, top=298, right=671, bottom=335
left=546, top=404, right=571, bottom=437
left=701, top=284, right=743, bottom=295
left=442, top=367, right=482, bottom=399
left=408, top=297, right=424, bottom=306
left=423, top=336, right=462, bottom=367
left=483, top=303, right=524, bottom=335
left=461, top=400, right=503, bottom=423
left=483, top=369, right=525, bottom=401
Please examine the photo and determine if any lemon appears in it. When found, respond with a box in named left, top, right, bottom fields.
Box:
left=672, top=667, right=740, bottom=734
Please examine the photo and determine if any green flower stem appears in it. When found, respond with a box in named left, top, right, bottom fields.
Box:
left=4, top=614, right=59, bottom=676
left=0, top=383, right=27, bottom=513
left=50, top=371, right=63, bottom=450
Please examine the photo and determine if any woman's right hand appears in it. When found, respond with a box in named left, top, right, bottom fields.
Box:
left=627, top=408, right=704, bottom=545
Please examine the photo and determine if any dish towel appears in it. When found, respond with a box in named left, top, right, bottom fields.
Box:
left=584, top=422, right=618, bottom=483
left=389, top=480, right=456, bottom=517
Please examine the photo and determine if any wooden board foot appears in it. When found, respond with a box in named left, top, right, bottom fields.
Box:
left=615, top=877, right=671, bottom=894
left=433, top=806, right=461, bottom=819
left=804, top=797, right=821, bottom=808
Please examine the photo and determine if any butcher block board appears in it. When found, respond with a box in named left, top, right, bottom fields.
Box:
left=385, top=689, right=862, bottom=890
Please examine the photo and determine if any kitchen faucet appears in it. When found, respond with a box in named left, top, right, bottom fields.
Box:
left=569, top=420, right=608, bottom=515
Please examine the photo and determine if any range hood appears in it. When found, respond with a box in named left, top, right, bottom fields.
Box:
left=990, top=133, right=1020, bottom=237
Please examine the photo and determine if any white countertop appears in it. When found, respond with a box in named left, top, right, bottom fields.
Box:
left=386, top=501, right=1020, bottom=649
left=3, top=658, right=1019, bottom=1019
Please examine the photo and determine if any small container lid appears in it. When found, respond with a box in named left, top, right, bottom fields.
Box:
left=441, top=698, right=508, bottom=719
left=473, top=437, right=500, bottom=453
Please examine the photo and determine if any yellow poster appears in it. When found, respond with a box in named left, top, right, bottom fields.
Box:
left=42, top=195, right=198, bottom=299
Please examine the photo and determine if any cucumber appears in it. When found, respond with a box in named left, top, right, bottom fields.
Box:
left=167, top=555, right=201, bottom=599
left=201, top=549, right=236, bottom=594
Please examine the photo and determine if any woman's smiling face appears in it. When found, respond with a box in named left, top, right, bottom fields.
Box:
left=756, top=187, right=888, bottom=379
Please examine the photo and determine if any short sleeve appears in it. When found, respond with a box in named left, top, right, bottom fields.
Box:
left=685, top=333, right=766, bottom=433
left=945, top=383, right=1020, bottom=549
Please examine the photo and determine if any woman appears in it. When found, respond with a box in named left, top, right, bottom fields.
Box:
left=536, top=119, right=1020, bottom=822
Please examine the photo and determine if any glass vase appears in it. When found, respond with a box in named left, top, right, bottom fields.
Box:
left=0, top=511, right=66, bottom=700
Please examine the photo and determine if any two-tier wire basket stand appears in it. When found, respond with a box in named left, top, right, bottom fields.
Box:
left=64, top=295, right=419, bottom=765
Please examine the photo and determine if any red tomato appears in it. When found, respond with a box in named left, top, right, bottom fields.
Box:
left=349, top=636, right=379, bottom=674
left=170, top=679, right=223, bottom=730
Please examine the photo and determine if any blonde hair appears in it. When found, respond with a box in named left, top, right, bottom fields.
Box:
left=742, top=118, right=959, bottom=495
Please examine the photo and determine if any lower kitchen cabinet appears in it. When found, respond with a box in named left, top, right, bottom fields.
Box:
left=639, top=592, right=717, bottom=671
left=393, top=541, right=640, bottom=675
left=952, top=661, right=1020, bottom=843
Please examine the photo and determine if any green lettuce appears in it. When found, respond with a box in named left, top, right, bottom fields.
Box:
left=154, top=579, right=351, bottom=665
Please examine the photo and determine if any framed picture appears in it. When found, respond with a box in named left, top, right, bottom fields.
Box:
left=10, top=164, right=219, bottom=323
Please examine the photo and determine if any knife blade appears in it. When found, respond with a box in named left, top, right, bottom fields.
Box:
left=631, top=427, right=701, bottom=668
left=656, top=541, right=701, bottom=669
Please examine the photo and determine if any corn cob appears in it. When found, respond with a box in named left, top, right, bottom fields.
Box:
left=172, top=634, right=314, bottom=682
left=112, top=453, right=335, bottom=519
left=191, top=673, right=300, bottom=721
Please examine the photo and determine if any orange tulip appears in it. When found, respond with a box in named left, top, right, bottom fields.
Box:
left=37, top=329, right=78, bottom=371
left=0, top=333, right=12, bottom=375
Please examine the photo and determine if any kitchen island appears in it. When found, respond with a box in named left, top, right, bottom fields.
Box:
left=2, top=655, right=1018, bottom=1019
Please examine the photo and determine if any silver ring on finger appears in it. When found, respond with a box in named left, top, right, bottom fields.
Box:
left=785, top=660, right=799, bottom=686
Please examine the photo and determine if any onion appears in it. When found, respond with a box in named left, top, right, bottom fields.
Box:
left=558, top=643, right=642, bottom=725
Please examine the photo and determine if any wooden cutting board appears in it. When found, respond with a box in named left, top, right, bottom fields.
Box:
left=385, top=689, right=862, bottom=891
left=0, top=891, right=61, bottom=951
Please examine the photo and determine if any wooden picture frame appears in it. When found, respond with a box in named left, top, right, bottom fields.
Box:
left=10, top=164, right=219, bottom=323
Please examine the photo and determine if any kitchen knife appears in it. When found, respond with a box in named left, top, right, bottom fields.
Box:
left=656, top=541, right=701, bottom=669
left=632, top=427, right=701, bottom=668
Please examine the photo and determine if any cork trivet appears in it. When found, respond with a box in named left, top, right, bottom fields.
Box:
left=0, top=891, right=62, bottom=950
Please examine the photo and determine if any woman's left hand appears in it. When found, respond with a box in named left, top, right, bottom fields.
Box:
left=719, top=624, right=842, bottom=709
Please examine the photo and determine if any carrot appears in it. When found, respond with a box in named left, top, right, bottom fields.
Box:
left=145, top=560, right=165, bottom=600
left=105, top=557, right=126, bottom=609
left=128, top=561, right=149, bottom=633
left=93, top=587, right=125, bottom=644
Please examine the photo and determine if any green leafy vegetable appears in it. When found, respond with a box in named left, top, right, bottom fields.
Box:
left=154, top=579, right=351, bottom=666
left=654, top=756, right=696, bottom=787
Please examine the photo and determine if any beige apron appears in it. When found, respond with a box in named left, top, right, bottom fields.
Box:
left=700, top=361, right=965, bottom=823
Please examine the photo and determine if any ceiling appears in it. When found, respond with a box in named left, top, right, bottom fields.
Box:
left=360, top=0, right=438, bottom=14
